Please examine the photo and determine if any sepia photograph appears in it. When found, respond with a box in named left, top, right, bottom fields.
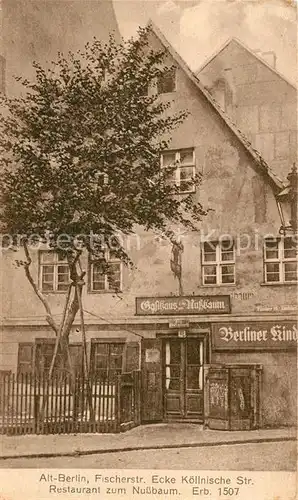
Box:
left=0, top=0, right=297, bottom=498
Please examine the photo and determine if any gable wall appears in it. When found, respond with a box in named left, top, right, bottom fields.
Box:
left=198, top=41, right=297, bottom=181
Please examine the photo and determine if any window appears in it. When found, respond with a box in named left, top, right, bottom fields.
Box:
left=34, top=340, right=83, bottom=376
left=264, top=237, right=297, bottom=283
left=157, top=68, right=176, bottom=94
left=40, top=251, right=70, bottom=292
left=17, top=340, right=83, bottom=376
left=202, top=240, right=235, bottom=285
left=90, top=250, right=122, bottom=292
left=161, top=148, right=195, bottom=194
left=90, top=341, right=124, bottom=380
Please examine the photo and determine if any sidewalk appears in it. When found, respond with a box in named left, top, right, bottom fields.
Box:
left=1, top=423, right=296, bottom=460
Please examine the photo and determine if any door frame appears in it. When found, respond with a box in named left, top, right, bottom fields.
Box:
left=160, top=331, right=210, bottom=422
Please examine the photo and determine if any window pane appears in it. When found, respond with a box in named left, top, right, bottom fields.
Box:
left=222, top=274, right=235, bottom=284
left=57, top=253, right=67, bottom=263
left=42, top=265, right=54, bottom=291
left=57, top=282, right=69, bottom=291
left=166, top=377, right=180, bottom=391
left=95, top=355, right=108, bottom=370
left=92, top=263, right=106, bottom=290
left=157, top=69, right=175, bottom=94
left=180, top=149, right=194, bottom=165
left=166, top=366, right=180, bottom=378
left=42, top=282, right=54, bottom=291
left=166, top=340, right=181, bottom=364
left=109, top=262, right=121, bottom=274
left=187, top=366, right=202, bottom=390
left=265, top=239, right=278, bottom=259
left=221, top=240, right=234, bottom=251
left=40, top=252, right=55, bottom=263
left=93, top=265, right=105, bottom=278
left=204, top=277, right=217, bottom=285
left=110, top=355, right=122, bottom=371
left=221, top=241, right=234, bottom=261
left=42, top=265, right=54, bottom=275
left=162, top=152, right=176, bottom=166
left=110, top=344, right=123, bottom=356
left=180, top=166, right=194, bottom=180
left=266, top=262, right=280, bottom=282
left=203, top=242, right=216, bottom=262
left=221, top=251, right=234, bottom=262
left=179, top=166, right=195, bottom=191
left=203, top=265, right=216, bottom=276
left=95, top=344, right=109, bottom=355
left=57, top=265, right=69, bottom=285
left=284, top=238, right=297, bottom=259
left=93, top=280, right=106, bottom=291
left=284, top=262, right=297, bottom=282
left=187, top=339, right=202, bottom=365
left=221, top=265, right=235, bottom=284
left=109, top=250, right=120, bottom=260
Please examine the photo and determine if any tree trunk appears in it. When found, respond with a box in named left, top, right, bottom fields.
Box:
left=22, top=244, right=95, bottom=419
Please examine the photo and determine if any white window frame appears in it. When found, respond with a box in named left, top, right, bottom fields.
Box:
left=90, top=250, right=122, bottom=293
left=39, top=251, right=70, bottom=292
left=264, top=237, right=297, bottom=284
left=202, top=240, right=236, bottom=286
left=161, top=148, right=196, bottom=194
left=90, top=339, right=125, bottom=379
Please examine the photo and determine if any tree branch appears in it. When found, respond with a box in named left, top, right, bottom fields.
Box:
left=23, top=240, right=59, bottom=335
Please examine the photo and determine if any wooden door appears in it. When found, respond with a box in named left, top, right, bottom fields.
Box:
left=163, top=337, right=204, bottom=421
left=141, top=338, right=163, bottom=422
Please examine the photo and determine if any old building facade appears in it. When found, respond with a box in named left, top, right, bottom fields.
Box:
left=0, top=24, right=297, bottom=429
left=197, top=38, right=297, bottom=182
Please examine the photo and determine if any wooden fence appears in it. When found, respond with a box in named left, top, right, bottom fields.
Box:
left=0, top=371, right=141, bottom=435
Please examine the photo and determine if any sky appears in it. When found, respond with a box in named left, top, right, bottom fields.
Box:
left=113, top=0, right=297, bottom=84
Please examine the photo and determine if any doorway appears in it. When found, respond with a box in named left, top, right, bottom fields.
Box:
left=163, top=337, right=204, bottom=421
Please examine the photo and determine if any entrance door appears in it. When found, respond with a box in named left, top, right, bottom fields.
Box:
left=163, top=337, right=204, bottom=421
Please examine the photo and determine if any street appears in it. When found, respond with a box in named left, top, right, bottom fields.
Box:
left=0, top=441, right=296, bottom=470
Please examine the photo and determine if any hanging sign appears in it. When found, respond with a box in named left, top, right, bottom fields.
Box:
left=212, top=321, right=298, bottom=350
left=136, top=295, right=230, bottom=316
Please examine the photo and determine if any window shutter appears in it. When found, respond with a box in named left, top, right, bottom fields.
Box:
left=18, top=343, right=34, bottom=375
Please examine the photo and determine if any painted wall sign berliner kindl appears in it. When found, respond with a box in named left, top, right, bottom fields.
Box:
left=136, top=296, right=230, bottom=315
left=212, top=322, right=298, bottom=350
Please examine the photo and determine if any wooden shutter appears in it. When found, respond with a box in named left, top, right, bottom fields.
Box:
left=17, top=343, right=34, bottom=375
left=141, top=338, right=163, bottom=422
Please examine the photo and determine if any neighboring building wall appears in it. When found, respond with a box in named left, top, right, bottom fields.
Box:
left=198, top=40, right=297, bottom=182
left=2, top=0, right=120, bottom=95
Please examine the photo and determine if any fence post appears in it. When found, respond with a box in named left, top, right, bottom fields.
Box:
left=115, top=375, right=121, bottom=433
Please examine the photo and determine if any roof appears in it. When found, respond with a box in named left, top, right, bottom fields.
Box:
left=148, top=22, right=285, bottom=192
left=196, top=37, right=296, bottom=90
